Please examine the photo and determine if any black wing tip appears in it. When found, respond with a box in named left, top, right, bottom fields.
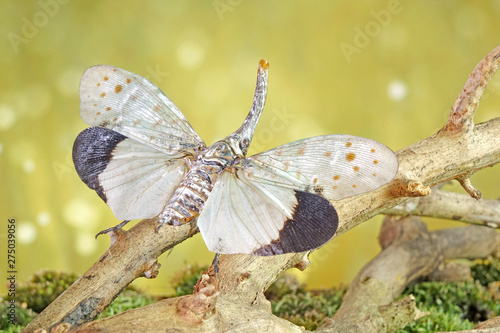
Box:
left=73, top=127, right=127, bottom=203
left=253, top=191, right=338, bottom=256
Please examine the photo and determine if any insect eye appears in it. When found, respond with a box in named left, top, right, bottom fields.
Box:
left=240, top=138, right=250, bottom=151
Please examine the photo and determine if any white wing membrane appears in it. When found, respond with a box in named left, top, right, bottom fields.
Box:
left=198, top=172, right=338, bottom=255
left=100, top=138, right=187, bottom=220
left=197, top=134, right=397, bottom=255
left=239, top=135, right=398, bottom=201
left=198, top=172, right=297, bottom=254
left=79, top=65, right=205, bottom=155
left=73, top=127, right=188, bottom=221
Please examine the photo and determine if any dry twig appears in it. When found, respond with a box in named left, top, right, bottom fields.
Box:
left=384, top=189, right=500, bottom=228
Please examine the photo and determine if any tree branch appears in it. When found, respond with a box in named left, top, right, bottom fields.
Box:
left=318, top=216, right=498, bottom=332
left=24, top=45, right=500, bottom=332
left=384, top=188, right=500, bottom=228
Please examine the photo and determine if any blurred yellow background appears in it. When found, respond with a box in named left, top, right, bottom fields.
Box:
left=1, top=1, right=499, bottom=296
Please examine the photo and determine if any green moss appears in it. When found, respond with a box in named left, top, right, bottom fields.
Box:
left=403, top=281, right=495, bottom=319
left=97, top=290, right=158, bottom=319
left=471, top=258, right=500, bottom=287
left=265, top=273, right=307, bottom=300
left=267, top=259, right=500, bottom=331
left=170, top=263, right=208, bottom=296
left=266, top=274, right=346, bottom=330
left=398, top=307, right=475, bottom=333
left=396, top=259, right=500, bottom=332
left=0, top=300, right=37, bottom=332
left=16, top=270, right=79, bottom=313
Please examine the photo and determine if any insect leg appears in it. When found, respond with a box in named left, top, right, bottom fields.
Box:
left=211, top=253, right=220, bottom=279
left=95, top=220, right=131, bottom=239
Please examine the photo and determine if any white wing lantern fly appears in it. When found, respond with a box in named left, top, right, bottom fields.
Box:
left=73, top=60, right=398, bottom=256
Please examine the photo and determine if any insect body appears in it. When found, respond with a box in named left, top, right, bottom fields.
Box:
left=159, top=141, right=234, bottom=226
left=73, top=60, right=398, bottom=255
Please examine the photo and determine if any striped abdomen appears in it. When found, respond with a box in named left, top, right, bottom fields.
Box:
left=159, top=167, right=214, bottom=226
left=158, top=141, right=236, bottom=226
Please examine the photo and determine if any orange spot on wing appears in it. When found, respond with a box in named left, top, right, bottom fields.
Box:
left=332, top=185, right=338, bottom=190
left=345, top=142, right=352, bottom=147
left=106, top=107, right=111, bottom=111
left=126, top=78, right=131, bottom=84
left=352, top=184, right=356, bottom=188
left=113, top=117, right=117, bottom=121
left=96, top=83, right=100, bottom=87
left=115, top=85, right=122, bottom=93
left=346, top=152, right=356, bottom=162
left=353, top=166, right=360, bottom=172
left=333, top=175, right=340, bottom=180
left=96, top=112, right=101, bottom=115
left=104, top=76, right=109, bottom=81
left=313, top=178, right=318, bottom=184
left=373, top=160, right=379, bottom=164
left=324, top=151, right=332, bottom=157
left=371, top=149, right=376, bottom=153
left=100, top=92, right=106, bottom=98
left=297, top=146, right=306, bottom=155
left=152, top=120, right=161, bottom=129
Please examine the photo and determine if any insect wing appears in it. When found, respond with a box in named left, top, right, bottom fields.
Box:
left=73, top=127, right=187, bottom=220
left=197, top=135, right=397, bottom=255
left=242, top=135, right=398, bottom=201
left=79, top=65, right=205, bottom=155
left=197, top=171, right=338, bottom=255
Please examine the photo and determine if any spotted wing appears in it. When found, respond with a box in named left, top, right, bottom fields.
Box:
left=73, top=127, right=187, bottom=220
left=196, top=135, right=397, bottom=255
left=79, top=65, right=205, bottom=155
left=240, top=135, right=399, bottom=201
left=197, top=171, right=338, bottom=255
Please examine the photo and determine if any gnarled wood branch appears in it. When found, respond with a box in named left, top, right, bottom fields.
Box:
left=384, top=188, right=500, bottom=228
left=318, top=216, right=498, bottom=333
left=24, top=44, right=500, bottom=333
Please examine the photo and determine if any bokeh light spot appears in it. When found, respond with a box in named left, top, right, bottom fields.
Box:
left=64, top=198, right=100, bottom=230
left=37, top=212, right=51, bottom=226
left=75, top=232, right=97, bottom=256
left=18, top=222, right=37, bottom=245
left=176, top=41, right=205, bottom=70
left=0, top=105, right=17, bottom=131
left=23, top=159, right=36, bottom=173
left=387, top=79, right=408, bottom=101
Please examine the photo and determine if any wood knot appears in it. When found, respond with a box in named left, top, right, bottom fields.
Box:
left=143, top=261, right=161, bottom=279
left=238, top=272, right=251, bottom=283
left=392, top=181, right=431, bottom=198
